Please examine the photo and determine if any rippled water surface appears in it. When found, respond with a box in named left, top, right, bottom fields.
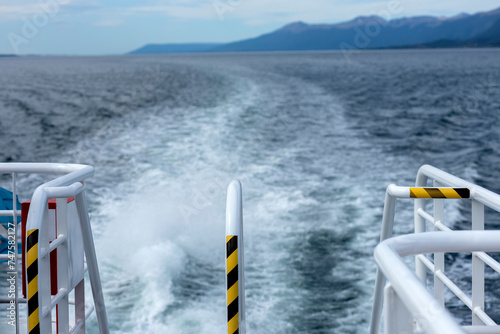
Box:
left=0, top=49, right=499, bottom=333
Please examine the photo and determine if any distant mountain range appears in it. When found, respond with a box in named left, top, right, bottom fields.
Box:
left=129, top=6, right=500, bottom=54
left=406, top=15, right=500, bottom=48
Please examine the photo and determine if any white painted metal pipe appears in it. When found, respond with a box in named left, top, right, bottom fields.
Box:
left=75, top=191, right=110, bottom=334
left=0, top=163, right=91, bottom=175
left=0, top=210, right=17, bottom=216
left=375, top=231, right=500, bottom=334
left=386, top=184, right=410, bottom=198
left=44, top=182, right=84, bottom=198
left=226, top=180, right=246, bottom=334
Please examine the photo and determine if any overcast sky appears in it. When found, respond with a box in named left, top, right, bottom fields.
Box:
left=1, top=0, right=499, bottom=55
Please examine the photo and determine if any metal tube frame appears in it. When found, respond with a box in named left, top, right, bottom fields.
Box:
left=0, top=163, right=109, bottom=334
left=375, top=231, right=500, bottom=334
left=370, top=165, right=500, bottom=334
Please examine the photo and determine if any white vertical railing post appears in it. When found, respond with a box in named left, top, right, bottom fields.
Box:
left=225, top=180, right=245, bottom=334
left=75, top=191, right=109, bottom=334
left=75, top=280, right=85, bottom=334
left=414, top=197, right=427, bottom=283
left=383, top=284, right=413, bottom=334
left=40, top=206, right=53, bottom=334
left=56, top=198, right=70, bottom=333
left=370, top=188, right=397, bottom=334
left=471, top=199, right=485, bottom=325
left=433, top=181, right=445, bottom=305
left=414, top=173, right=428, bottom=283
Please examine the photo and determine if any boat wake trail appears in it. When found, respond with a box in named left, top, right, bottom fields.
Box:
left=1, top=51, right=498, bottom=333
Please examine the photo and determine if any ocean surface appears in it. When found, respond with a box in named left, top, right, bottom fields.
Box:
left=0, top=49, right=499, bottom=333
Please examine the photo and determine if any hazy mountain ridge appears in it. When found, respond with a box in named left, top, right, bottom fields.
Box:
left=404, top=18, right=500, bottom=48
left=129, top=7, right=500, bottom=54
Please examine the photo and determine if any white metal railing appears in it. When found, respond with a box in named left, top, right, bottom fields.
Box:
left=225, top=180, right=246, bottom=334
left=370, top=165, right=500, bottom=334
left=0, top=163, right=109, bottom=334
left=376, top=231, right=500, bottom=334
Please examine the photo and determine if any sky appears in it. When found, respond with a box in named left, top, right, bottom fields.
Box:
left=0, top=0, right=499, bottom=55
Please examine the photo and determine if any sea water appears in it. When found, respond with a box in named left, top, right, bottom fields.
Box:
left=0, top=49, right=499, bottom=333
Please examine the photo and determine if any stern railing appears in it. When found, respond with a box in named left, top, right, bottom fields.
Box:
left=370, top=165, right=500, bottom=333
left=0, top=163, right=109, bottom=334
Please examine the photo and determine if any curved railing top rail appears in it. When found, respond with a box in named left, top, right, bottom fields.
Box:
left=0, top=163, right=93, bottom=176
left=417, top=165, right=500, bottom=212
left=0, top=162, right=95, bottom=232
left=1, top=163, right=96, bottom=231
left=375, top=231, right=500, bottom=334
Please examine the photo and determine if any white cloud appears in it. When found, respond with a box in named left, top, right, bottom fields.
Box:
left=126, top=5, right=214, bottom=19
left=228, top=0, right=384, bottom=24
left=91, top=0, right=384, bottom=24
left=1, top=0, right=498, bottom=26
left=0, top=0, right=102, bottom=22
left=209, top=0, right=500, bottom=25
left=0, top=4, right=45, bottom=22
left=100, top=0, right=500, bottom=26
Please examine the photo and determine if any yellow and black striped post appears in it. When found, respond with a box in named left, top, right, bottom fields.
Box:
left=226, top=235, right=239, bottom=334
left=26, top=229, right=40, bottom=334
left=409, top=188, right=470, bottom=199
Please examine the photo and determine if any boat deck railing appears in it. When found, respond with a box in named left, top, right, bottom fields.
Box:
left=0, top=163, right=109, bottom=334
left=370, top=165, right=500, bottom=334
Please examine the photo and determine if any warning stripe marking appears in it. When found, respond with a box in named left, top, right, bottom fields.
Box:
left=228, top=312, right=239, bottom=334
left=27, top=229, right=40, bottom=334
left=227, top=281, right=239, bottom=305
left=226, top=235, right=239, bottom=334
left=227, top=249, right=238, bottom=274
left=227, top=265, right=238, bottom=290
left=410, top=188, right=470, bottom=199
left=226, top=235, right=237, bottom=257
left=227, top=296, right=239, bottom=321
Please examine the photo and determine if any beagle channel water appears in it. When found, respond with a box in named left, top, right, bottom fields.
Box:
left=0, top=49, right=500, bottom=333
